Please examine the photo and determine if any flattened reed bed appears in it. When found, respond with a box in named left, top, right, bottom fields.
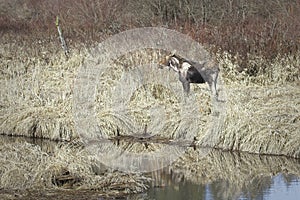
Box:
left=0, top=40, right=300, bottom=158
left=0, top=136, right=150, bottom=194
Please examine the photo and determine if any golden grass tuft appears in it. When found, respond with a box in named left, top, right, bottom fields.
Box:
left=0, top=39, right=84, bottom=141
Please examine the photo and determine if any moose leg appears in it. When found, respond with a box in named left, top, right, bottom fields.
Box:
left=179, top=74, right=190, bottom=95
left=208, top=70, right=219, bottom=98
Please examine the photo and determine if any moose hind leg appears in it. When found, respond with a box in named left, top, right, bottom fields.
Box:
left=179, top=74, right=191, bottom=95
left=212, top=71, right=218, bottom=97
left=207, top=71, right=218, bottom=98
left=182, top=81, right=190, bottom=95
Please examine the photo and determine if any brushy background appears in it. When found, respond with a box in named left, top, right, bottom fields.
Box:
left=0, top=0, right=300, bottom=197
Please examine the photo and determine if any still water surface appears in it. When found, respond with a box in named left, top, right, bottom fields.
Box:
left=142, top=146, right=300, bottom=200
left=146, top=173, right=300, bottom=200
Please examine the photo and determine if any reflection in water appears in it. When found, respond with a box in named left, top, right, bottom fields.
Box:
left=146, top=173, right=300, bottom=200
left=263, top=174, right=300, bottom=200
left=0, top=134, right=61, bottom=154
left=1, top=135, right=300, bottom=200
left=144, top=149, right=300, bottom=200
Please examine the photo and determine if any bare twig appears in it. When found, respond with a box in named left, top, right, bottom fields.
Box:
left=56, top=16, right=70, bottom=58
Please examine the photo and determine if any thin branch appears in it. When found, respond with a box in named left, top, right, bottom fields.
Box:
left=56, top=16, right=70, bottom=58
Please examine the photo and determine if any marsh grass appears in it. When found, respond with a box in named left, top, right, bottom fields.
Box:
left=0, top=35, right=299, bottom=158
left=218, top=52, right=300, bottom=85
left=218, top=83, right=300, bottom=158
left=0, top=37, right=85, bottom=141
left=211, top=51, right=300, bottom=158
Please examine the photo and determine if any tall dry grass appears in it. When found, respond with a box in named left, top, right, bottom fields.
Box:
left=201, top=51, right=300, bottom=158
left=0, top=34, right=85, bottom=140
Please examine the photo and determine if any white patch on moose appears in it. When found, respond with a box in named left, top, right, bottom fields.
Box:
left=180, top=62, right=191, bottom=77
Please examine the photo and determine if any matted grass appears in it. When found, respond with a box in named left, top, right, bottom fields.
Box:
left=1, top=136, right=299, bottom=199
left=209, top=52, right=300, bottom=158
left=0, top=136, right=150, bottom=195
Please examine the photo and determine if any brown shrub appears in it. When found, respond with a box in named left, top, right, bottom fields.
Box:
left=0, top=0, right=300, bottom=75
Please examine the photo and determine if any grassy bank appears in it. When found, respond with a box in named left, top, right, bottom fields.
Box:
left=0, top=32, right=300, bottom=158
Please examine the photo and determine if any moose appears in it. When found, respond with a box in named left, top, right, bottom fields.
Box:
left=159, top=53, right=219, bottom=98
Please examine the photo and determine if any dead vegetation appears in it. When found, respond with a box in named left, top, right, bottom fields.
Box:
left=0, top=136, right=150, bottom=196
left=1, top=135, right=299, bottom=199
left=215, top=83, right=300, bottom=158
left=203, top=52, right=300, bottom=158
left=0, top=39, right=81, bottom=141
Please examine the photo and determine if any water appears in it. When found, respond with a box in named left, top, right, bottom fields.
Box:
left=1, top=135, right=300, bottom=200
left=263, top=174, right=300, bottom=200
left=146, top=173, right=300, bottom=200
left=142, top=148, right=300, bottom=200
